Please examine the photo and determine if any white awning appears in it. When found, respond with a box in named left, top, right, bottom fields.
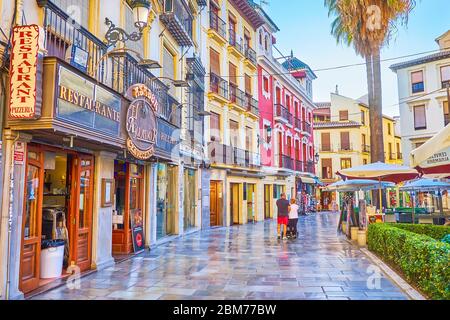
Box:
left=301, top=177, right=315, bottom=184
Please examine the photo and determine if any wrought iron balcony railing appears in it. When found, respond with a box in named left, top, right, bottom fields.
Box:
left=209, top=11, right=226, bottom=39
left=361, top=144, right=371, bottom=153
left=229, top=83, right=246, bottom=108
left=208, top=142, right=260, bottom=168
left=319, top=144, right=333, bottom=152
left=338, top=144, right=353, bottom=152
left=397, top=152, right=403, bottom=160
left=275, top=104, right=292, bottom=123
left=228, top=29, right=243, bottom=54
left=305, top=161, right=315, bottom=174
left=160, top=0, right=194, bottom=46
left=302, top=121, right=312, bottom=134
left=245, top=94, right=259, bottom=117
left=294, top=117, right=302, bottom=130
left=244, top=45, right=257, bottom=66
left=210, top=72, right=229, bottom=100
left=279, top=155, right=294, bottom=170
left=295, top=160, right=304, bottom=172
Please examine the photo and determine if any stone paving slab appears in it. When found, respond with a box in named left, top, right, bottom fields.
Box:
left=31, top=212, right=410, bottom=300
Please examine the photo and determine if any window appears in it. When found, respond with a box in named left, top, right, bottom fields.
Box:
left=245, top=126, right=253, bottom=151
left=411, top=70, right=424, bottom=93
left=53, top=0, right=89, bottom=28
left=259, top=31, right=263, bottom=45
left=339, top=110, right=349, bottom=121
left=285, top=94, right=291, bottom=109
left=340, top=158, right=352, bottom=170
left=321, top=159, right=332, bottom=179
left=321, top=133, right=331, bottom=151
left=361, top=111, right=366, bottom=125
left=413, top=105, right=427, bottom=130
left=444, top=101, right=449, bottom=126
left=244, top=28, right=251, bottom=49
left=441, top=65, right=450, bottom=88
left=124, top=1, right=144, bottom=56
left=363, top=159, right=368, bottom=165
left=264, top=35, right=269, bottom=51
left=387, top=123, right=392, bottom=135
left=263, top=76, right=269, bottom=93
left=245, top=74, right=252, bottom=94
left=210, top=112, right=221, bottom=142
left=229, top=120, right=239, bottom=147
left=340, top=132, right=350, bottom=150
left=388, top=143, right=393, bottom=160
left=209, top=48, right=220, bottom=75
left=163, top=46, right=176, bottom=95
left=229, top=62, right=237, bottom=85
left=362, top=134, right=367, bottom=151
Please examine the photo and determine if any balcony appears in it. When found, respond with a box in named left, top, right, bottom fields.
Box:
left=389, top=153, right=396, bottom=161
left=160, top=0, right=194, bottom=47
left=361, top=144, right=371, bottom=153
left=209, top=72, right=229, bottom=103
left=397, top=152, right=403, bottom=160
left=445, top=113, right=450, bottom=126
left=279, top=155, right=294, bottom=170
left=295, top=160, right=304, bottom=172
left=302, top=121, right=312, bottom=135
left=208, top=142, right=260, bottom=168
left=244, top=45, right=257, bottom=69
left=229, top=83, right=246, bottom=110
left=275, top=104, right=293, bottom=124
left=294, top=118, right=302, bottom=131
left=245, top=94, right=259, bottom=118
left=208, top=11, right=227, bottom=45
left=228, top=29, right=244, bottom=59
left=338, top=144, right=354, bottom=152
left=319, top=145, right=334, bottom=152
left=305, top=161, right=315, bottom=174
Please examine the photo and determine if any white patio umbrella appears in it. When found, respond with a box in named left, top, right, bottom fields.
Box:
left=326, top=179, right=395, bottom=192
left=339, top=162, right=419, bottom=210
left=411, top=124, right=450, bottom=177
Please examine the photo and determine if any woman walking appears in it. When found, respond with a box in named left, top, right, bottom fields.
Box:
left=288, top=198, right=299, bottom=239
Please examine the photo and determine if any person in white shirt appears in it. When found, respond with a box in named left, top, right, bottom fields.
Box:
left=288, top=198, right=299, bottom=239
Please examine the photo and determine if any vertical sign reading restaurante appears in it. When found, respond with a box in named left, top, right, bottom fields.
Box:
left=9, top=25, right=42, bottom=119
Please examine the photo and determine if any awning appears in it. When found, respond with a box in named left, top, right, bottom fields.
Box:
left=300, top=177, right=315, bottom=184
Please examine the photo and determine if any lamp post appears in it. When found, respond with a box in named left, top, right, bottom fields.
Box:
left=104, top=0, right=152, bottom=47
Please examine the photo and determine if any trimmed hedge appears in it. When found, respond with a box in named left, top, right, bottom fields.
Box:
left=392, top=223, right=450, bottom=241
left=368, top=224, right=450, bottom=300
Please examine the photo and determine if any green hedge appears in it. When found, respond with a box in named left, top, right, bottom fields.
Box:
left=392, top=223, right=450, bottom=241
left=368, top=224, right=450, bottom=300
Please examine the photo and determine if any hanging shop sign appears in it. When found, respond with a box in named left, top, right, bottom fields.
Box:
left=155, top=117, right=180, bottom=158
left=14, top=141, right=25, bottom=165
left=56, top=66, right=122, bottom=136
left=9, top=25, right=43, bottom=119
left=125, top=84, right=158, bottom=160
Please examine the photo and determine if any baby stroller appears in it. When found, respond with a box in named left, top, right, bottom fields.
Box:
left=287, top=219, right=299, bottom=239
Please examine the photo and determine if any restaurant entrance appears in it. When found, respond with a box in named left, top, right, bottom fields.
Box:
left=20, top=144, right=94, bottom=294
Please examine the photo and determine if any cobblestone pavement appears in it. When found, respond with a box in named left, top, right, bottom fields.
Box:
left=33, top=212, right=409, bottom=300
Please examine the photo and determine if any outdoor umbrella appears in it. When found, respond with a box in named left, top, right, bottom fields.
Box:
left=326, top=179, right=395, bottom=192
left=338, top=162, right=419, bottom=210
left=411, top=124, right=450, bottom=178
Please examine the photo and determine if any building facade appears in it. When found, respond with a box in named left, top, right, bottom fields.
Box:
left=0, top=0, right=210, bottom=299
left=313, top=93, right=403, bottom=211
left=390, top=30, right=450, bottom=166
left=205, top=0, right=264, bottom=226
left=254, top=5, right=317, bottom=218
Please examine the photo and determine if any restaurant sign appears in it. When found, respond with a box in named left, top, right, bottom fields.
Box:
left=9, top=25, right=43, bottom=119
left=57, top=66, right=122, bottom=136
left=125, top=84, right=158, bottom=160
left=420, top=147, right=450, bottom=168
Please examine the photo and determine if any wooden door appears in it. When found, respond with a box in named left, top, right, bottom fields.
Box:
left=129, top=164, right=144, bottom=252
left=70, top=155, right=94, bottom=271
left=231, top=183, right=240, bottom=225
left=210, top=181, right=219, bottom=227
left=264, top=185, right=271, bottom=219
left=20, top=146, right=44, bottom=293
left=247, top=184, right=255, bottom=222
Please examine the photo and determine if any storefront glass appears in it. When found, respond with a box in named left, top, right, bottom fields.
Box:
left=156, top=163, right=176, bottom=239
left=184, top=168, right=196, bottom=231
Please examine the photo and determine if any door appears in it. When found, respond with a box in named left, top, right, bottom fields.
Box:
left=210, top=181, right=219, bottom=227
left=20, top=146, right=44, bottom=293
left=70, top=155, right=94, bottom=271
left=264, top=185, right=271, bottom=219
left=230, top=183, right=240, bottom=225
left=247, top=184, right=255, bottom=222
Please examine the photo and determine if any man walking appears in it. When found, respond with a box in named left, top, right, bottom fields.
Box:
left=276, top=193, right=289, bottom=240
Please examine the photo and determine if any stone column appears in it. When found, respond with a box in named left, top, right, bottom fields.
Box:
left=0, top=130, right=31, bottom=300
left=91, top=151, right=116, bottom=271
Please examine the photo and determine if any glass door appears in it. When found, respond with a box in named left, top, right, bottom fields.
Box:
left=70, top=155, right=94, bottom=271
left=20, top=146, right=44, bottom=293
left=247, top=184, right=255, bottom=222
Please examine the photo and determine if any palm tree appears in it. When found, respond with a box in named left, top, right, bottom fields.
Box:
left=325, top=0, right=416, bottom=163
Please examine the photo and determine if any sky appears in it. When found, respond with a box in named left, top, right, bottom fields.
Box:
left=262, top=0, right=450, bottom=117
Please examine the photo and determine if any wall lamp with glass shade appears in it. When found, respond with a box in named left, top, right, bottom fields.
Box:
left=104, top=0, right=152, bottom=47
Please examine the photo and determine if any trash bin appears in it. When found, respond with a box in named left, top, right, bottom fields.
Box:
left=40, top=239, right=65, bottom=279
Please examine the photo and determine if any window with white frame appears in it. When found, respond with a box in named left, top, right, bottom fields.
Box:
left=413, top=105, right=427, bottom=130
left=441, top=65, right=450, bottom=89
left=411, top=70, right=424, bottom=94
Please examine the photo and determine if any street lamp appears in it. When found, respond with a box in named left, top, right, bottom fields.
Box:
left=147, top=77, right=190, bottom=88
left=314, top=152, right=320, bottom=164
left=104, top=0, right=152, bottom=47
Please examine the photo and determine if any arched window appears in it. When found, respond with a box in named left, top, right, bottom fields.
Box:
left=264, top=35, right=269, bottom=51
left=259, top=31, right=263, bottom=45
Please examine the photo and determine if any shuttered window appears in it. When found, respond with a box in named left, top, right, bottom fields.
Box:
left=413, top=105, right=427, bottom=130
left=53, top=0, right=89, bottom=28
left=210, top=48, right=220, bottom=75
left=340, top=132, right=350, bottom=150
left=245, top=74, right=251, bottom=94
left=321, top=159, right=332, bottom=179
left=339, top=110, right=348, bottom=121
left=210, top=112, right=221, bottom=142
left=321, top=133, right=331, bottom=151
left=245, top=126, right=253, bottom=151
left=229, top=63, right=237, bottom=85
left=229, top=120, right=239, bottom=146
left=163, top=46, right=176, bottom=95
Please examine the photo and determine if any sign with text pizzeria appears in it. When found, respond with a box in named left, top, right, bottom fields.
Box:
left=9, top=25, right=43, bottom=119
left=125, top=84, right=158, bottom=160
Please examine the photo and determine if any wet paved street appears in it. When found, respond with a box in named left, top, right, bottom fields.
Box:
left=33, top=212, right=408, bottom=300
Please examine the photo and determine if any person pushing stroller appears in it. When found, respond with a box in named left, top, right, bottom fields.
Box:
left=287, top=198, right=299, bottom=239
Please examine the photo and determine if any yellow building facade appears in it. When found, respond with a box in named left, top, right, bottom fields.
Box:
left=313, top=93, right=403, bottom=210
left=205, top=0, right=265, bottom=226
